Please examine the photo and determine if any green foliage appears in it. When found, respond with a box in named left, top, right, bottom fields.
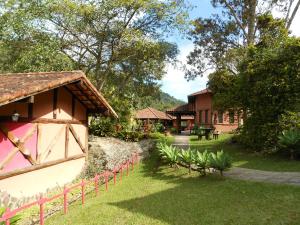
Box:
left=89, top=117, right=117, bottom=137
left=209, top=150, right=232, bottom=176
left=137, top=92, right=185, bottom=112
left=152, top=122, right=165, bottom=133
left=0, top=0, right=189, bottom=119
left=117, top=131, right=144, bottom=142
left=278, top=128, right=300, bottom=160
left=157, top=142, right=179, bottom=168
left=179, top=148, right=195, bottom=173
left=194, top=150, right=210, bottom=176
left=0, top=207, right=21, bottom=225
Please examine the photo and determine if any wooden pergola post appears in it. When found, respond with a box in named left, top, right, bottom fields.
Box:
left=176, top=114, right=181, bottom=134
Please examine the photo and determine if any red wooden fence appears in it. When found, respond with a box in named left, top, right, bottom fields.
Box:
left=0, top=153, right=139, bottom=225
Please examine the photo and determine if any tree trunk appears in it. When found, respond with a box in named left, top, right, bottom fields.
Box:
left=246, top=0, right=257, bottom=45
left=287, top=0, right=300, bottom=30
left=189, top=164, right=191, bottom=174
left=220, top=170, right=223, bottom=176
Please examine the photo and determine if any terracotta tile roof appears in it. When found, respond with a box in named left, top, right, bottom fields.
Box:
left=188, top=88, right=212, bottom=97
left=167, top=103, right=195, bottom=113
left=135, top=107, right=172, bottom=120
left=0, top=71, right=118, bottom=118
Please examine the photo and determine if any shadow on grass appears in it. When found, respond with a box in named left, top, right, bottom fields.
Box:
left=109, top=154, right=300, bottom=225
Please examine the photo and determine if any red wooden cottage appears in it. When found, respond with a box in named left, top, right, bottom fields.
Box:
left=0, top=71, right=117, bottom=198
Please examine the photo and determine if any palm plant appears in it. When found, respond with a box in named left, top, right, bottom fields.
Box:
left=209, top=150, right=232, bottom=176
left=179, top=148, right=195, bottom=174
left=194, top=150, right=210, bottom=176
left=158, top=143, right=180, bottom=168
left=278, top=128, right=300, bottom=160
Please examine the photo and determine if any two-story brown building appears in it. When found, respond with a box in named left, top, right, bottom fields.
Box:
left=167, top=88, right=240, bottom=133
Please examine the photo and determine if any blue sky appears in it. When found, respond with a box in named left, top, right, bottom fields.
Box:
left=161, top=0, right=300, bottom=102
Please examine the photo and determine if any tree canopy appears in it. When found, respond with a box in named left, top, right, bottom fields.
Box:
left=0, top=0, right=189, bottom=119
left=186, top=1, right=300, bottom=150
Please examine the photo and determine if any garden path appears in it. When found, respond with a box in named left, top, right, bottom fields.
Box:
left=173, top=134, right=300, bottom=186
left=172, top=134, right=190, bottom=149
left=224, top=167, right=300, bottom=186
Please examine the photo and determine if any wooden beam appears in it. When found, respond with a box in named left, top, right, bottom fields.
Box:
left=36, top=123, right=42, bottom=163
left=72, top=95, right=76, bottom=119
left=74, top=83, right=99, bottom=109
left=15, top=96, right=35, bottom=104
left=53, top=88, right=58, bottom=119
left=0, top=117, right=86, bottom=125
left=28, top=103, right=33, bottom=119
left=0, top=124, right=37, bottom=166
left=69, top=124, right=86, bottom=153
left=0, top=124, right=38, bottom=170
left=63, top=86, right=90, bottom=110
left=65, top=124, right=70, bottom=159
left=0, top=154, right=86, bottom=180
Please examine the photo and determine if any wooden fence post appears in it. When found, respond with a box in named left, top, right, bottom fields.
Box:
left=63, top=186, right=68, bottom=214
left=120, top=165, right=123, bottom=182
left=81, top=180, right=85, bottom=205
left=131, top=157, right=134, bottom=171
left=39, top=195, right=45, bottom=225
left=4, top=208, right=10, bottom=225
left=105, top=171, right=108, bottom=191
left=126, top=160, right=129, bottom=176
left=94, top=174, right=99, bottom=196
left=113, top=169, right=116, bottom=185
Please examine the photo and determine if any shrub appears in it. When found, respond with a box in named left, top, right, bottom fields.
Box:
left=0, top=207, right=21, bottom=225
left=117, top=131, right=144, bottom=142
left=194, top=150, right=210, bottom=176
left=89, top=116, right=117, bottom=137
left=179, top=148, right=195, bottom=174
left=209, top=150, right=232, bottom=176
left=170, top=127, right=178, bottom=134
left=278, top=128, right=300, bottom=160
left=149, top=132, right=165, bottom=140
left=158, top=143, right=180, bottom=168
left=152, top=122, right=165, bottom=133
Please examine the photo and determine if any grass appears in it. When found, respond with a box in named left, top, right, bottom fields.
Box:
left=190, top=134, right=300, bottom=172
left=45, top=151, right=300, bottom=225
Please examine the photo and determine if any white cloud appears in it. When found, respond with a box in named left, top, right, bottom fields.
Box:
left=161, top=43, right=209, bottom=101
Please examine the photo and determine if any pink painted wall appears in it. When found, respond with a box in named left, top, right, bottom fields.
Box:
left=0, top=87, right=88, bottom=199
left=0, top=123, right=37, bottom=172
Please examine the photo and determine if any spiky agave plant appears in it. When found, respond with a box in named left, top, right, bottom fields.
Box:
left=209, top=150, right=232, bottom=176
left=179, top=148, right=195, bottom=174
left=278, top=128, right=300, bottom=160
left=194, top=150, right=210, bottom=176
left=159, top=144, right=180, bottom=168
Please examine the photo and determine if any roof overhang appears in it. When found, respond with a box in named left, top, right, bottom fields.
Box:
left=0, top=71, right=118, bottom=118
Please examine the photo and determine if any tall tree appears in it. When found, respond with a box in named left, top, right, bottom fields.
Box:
left=185, top=0, right=300, bottom=80
left=0, top=0, right=188, bottom=118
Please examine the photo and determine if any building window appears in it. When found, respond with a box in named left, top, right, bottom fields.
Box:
left=218, top=111, right=223, bottom=123
left=205, top=110, right=209, bottom=124
left=199, top=110, right=203, bottom=124
left=229, top=111, right=234, bottom=124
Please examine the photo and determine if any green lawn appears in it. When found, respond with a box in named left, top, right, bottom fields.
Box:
left=46, top=152, right=300, bottom=225
left=190, top=134, right=300, bottom=172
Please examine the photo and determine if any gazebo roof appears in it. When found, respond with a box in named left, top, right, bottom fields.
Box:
left=135, top=107, right=172, bottom=120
